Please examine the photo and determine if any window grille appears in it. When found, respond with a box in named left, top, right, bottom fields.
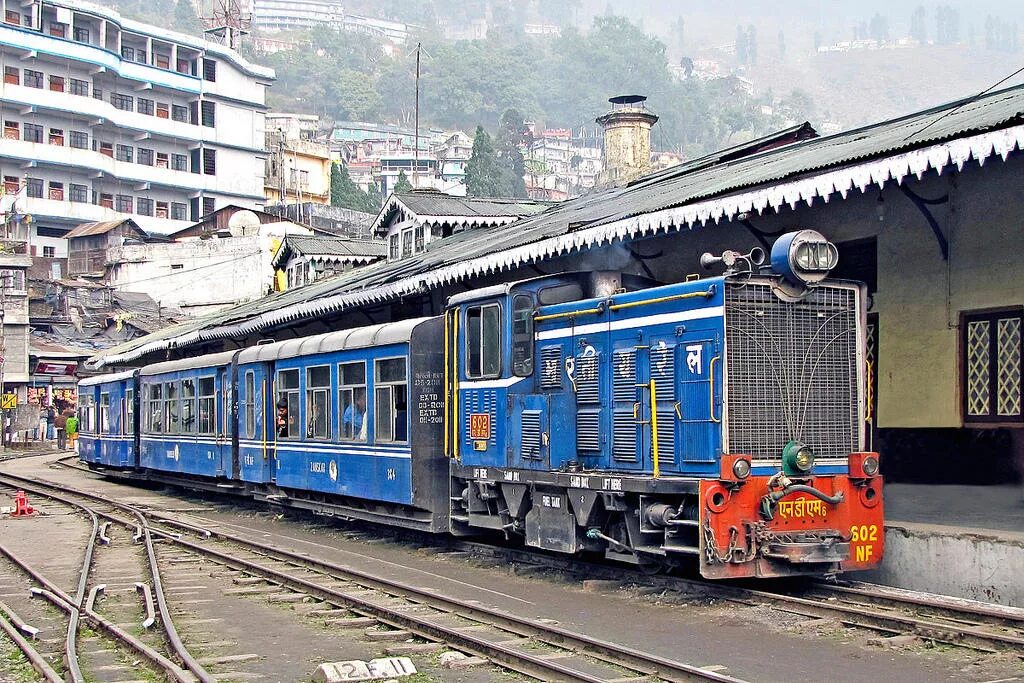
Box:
left=964, top=310, right=1024, bottom=422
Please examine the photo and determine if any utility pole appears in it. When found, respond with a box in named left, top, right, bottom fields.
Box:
left=0, top=267, right=8, bottom=452
left=413, top=41, right=421, bottom=189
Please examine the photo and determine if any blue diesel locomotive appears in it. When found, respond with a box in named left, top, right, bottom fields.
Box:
left=80, top=230, right=884, bottom=579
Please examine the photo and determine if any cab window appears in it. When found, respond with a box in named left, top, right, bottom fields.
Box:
left=512, top=294, right=534, bottom=377
left=466, top=303, right=501, bottom=378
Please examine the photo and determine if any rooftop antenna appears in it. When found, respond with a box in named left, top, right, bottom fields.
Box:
left=203, top=0, right=251, bottom=51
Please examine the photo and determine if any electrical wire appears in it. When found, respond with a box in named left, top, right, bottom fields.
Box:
left=108, top=250, right=261, bottom=287
left=903, top=63, right=1024, bottom=143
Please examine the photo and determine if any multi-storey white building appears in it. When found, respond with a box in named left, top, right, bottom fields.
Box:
left=0, top=0, right=274, bottom=256
left=250, top=0, right=410, bottom=44
left=251, top=0, right=343, bottom=33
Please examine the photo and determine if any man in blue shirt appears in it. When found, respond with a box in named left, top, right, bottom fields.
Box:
left=342, top=393, right=366, bottom=441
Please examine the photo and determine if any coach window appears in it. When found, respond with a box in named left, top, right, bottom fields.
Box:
left=198, top=377, right=215, bottom=434
left=466, top=303, right=501, bottom=378
left=147, top=384, right=162, bottom=432
left=99, top=393, right=110, bottom=433
left=306, top=365, right=330, bottom=439
left=126, top=389, right=134, bottom=434
left=223, top=382, right=233, bottom=436
left=375, top=357, right=408, bottom=442
left=181, top=379, right=197, bottom=433
left=512, top=295, right=534, bottom=376
left=80, top=394, right=94, bottom=433
left=277, top=369, right=300, bottom=439
left=165, top=381, right=179, bottom=434
left=244, top=371, right=255, bottom=438
left=339, top=361, right=367, bottom=441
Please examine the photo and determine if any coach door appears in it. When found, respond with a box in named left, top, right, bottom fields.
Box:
left=217, top=369, right=232, bottom=478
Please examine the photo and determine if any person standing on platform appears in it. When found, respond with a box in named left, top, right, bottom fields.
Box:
left=54, top=407, right=70, bottom=450
left=37, top=403, right=49, bottom=442
left=46, top=404, right=57, bottom=441
left=65, top=412, right=79, bottom=451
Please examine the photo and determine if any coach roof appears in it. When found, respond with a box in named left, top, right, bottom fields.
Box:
left=79, top=369, right=138, bottom=386
left=236, top=317, right=433, bottom=364
left=141, top=351, right=238, bottom=377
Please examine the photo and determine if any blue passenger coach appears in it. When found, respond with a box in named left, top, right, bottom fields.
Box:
left=237, top=318, right=448, bottom=529
left=139, top=351, right=236, bottom=478
left=77, top=370, right=139, bottom=468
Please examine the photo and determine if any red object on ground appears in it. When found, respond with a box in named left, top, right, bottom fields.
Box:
left=11, top=490, right=35, bottom=517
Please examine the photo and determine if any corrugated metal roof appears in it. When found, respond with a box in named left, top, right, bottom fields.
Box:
left=398, top=192, right=549, bottom=217
left=90, top=83, right=1024, bottom=367
left=370, top=191, right=551, bottom=234
left=65, top=219, right=144, bottom=239
left=271, top=235, right=387, bottom=268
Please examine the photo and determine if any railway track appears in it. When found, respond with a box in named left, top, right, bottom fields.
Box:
left=8, top=453, right=1024, bottom=680
left=0, top=467, right=745, bottom=683
left=435, top=537, right=1024, bottom=654
left=0, top=482, right=204, bottom=683
left=47, top=457, right=1024, bottom=655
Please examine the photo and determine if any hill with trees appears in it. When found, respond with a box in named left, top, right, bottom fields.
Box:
left=259, top=16, right=786, bottom=159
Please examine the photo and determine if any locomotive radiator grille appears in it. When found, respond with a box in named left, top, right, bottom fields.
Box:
left=521, top=410, right=542, bottom=459
left=724, top=281, right=862, bottom=462
left=540, top=346, right=563, bottom=390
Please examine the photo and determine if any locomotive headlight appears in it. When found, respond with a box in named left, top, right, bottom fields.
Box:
left=861, top=454, right=880, bottom=477
left=782, top=440, right=814, bottom=475
left=732, top=458, right=751, bottom=480
left=771, top=230, right=839, bottom=285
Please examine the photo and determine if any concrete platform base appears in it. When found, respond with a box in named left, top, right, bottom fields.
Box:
left=861, top=522, right=1024, bottom=608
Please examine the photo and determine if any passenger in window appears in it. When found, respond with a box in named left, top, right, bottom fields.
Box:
left=306, top=403, right=319, bottom=439
left=343, top=393, right=366, bottom=441
left=394, top=395, right=407, bottom=442
left=276, top=400, right=291, bottom=438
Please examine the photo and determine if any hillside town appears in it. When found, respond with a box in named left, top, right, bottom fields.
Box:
left=2, top=1, right=1024, bottom=680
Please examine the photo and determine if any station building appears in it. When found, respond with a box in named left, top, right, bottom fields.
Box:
left=88, top=84, right=1024, bottom=486
left=0, top=0, right=275, bottom=255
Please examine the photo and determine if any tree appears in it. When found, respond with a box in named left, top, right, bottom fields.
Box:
left=466, top=125, right=502, bottom=197
left=495, top=109, right=528, bottom=198
left=330, top=161, right=379, bottom=214
left=330, top=69, right=384, bottom=122
left=173, top=0, right=203, bottom=36
left=394, top=170, right=413, bottom=193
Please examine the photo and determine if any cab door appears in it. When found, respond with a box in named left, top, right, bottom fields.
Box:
left=676, top=333, right=722, bottom=475
left=635, top=337, right=680, bottom=476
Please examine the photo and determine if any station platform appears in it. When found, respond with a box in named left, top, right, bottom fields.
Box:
left=864, top=482, right=1024, bottom=608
